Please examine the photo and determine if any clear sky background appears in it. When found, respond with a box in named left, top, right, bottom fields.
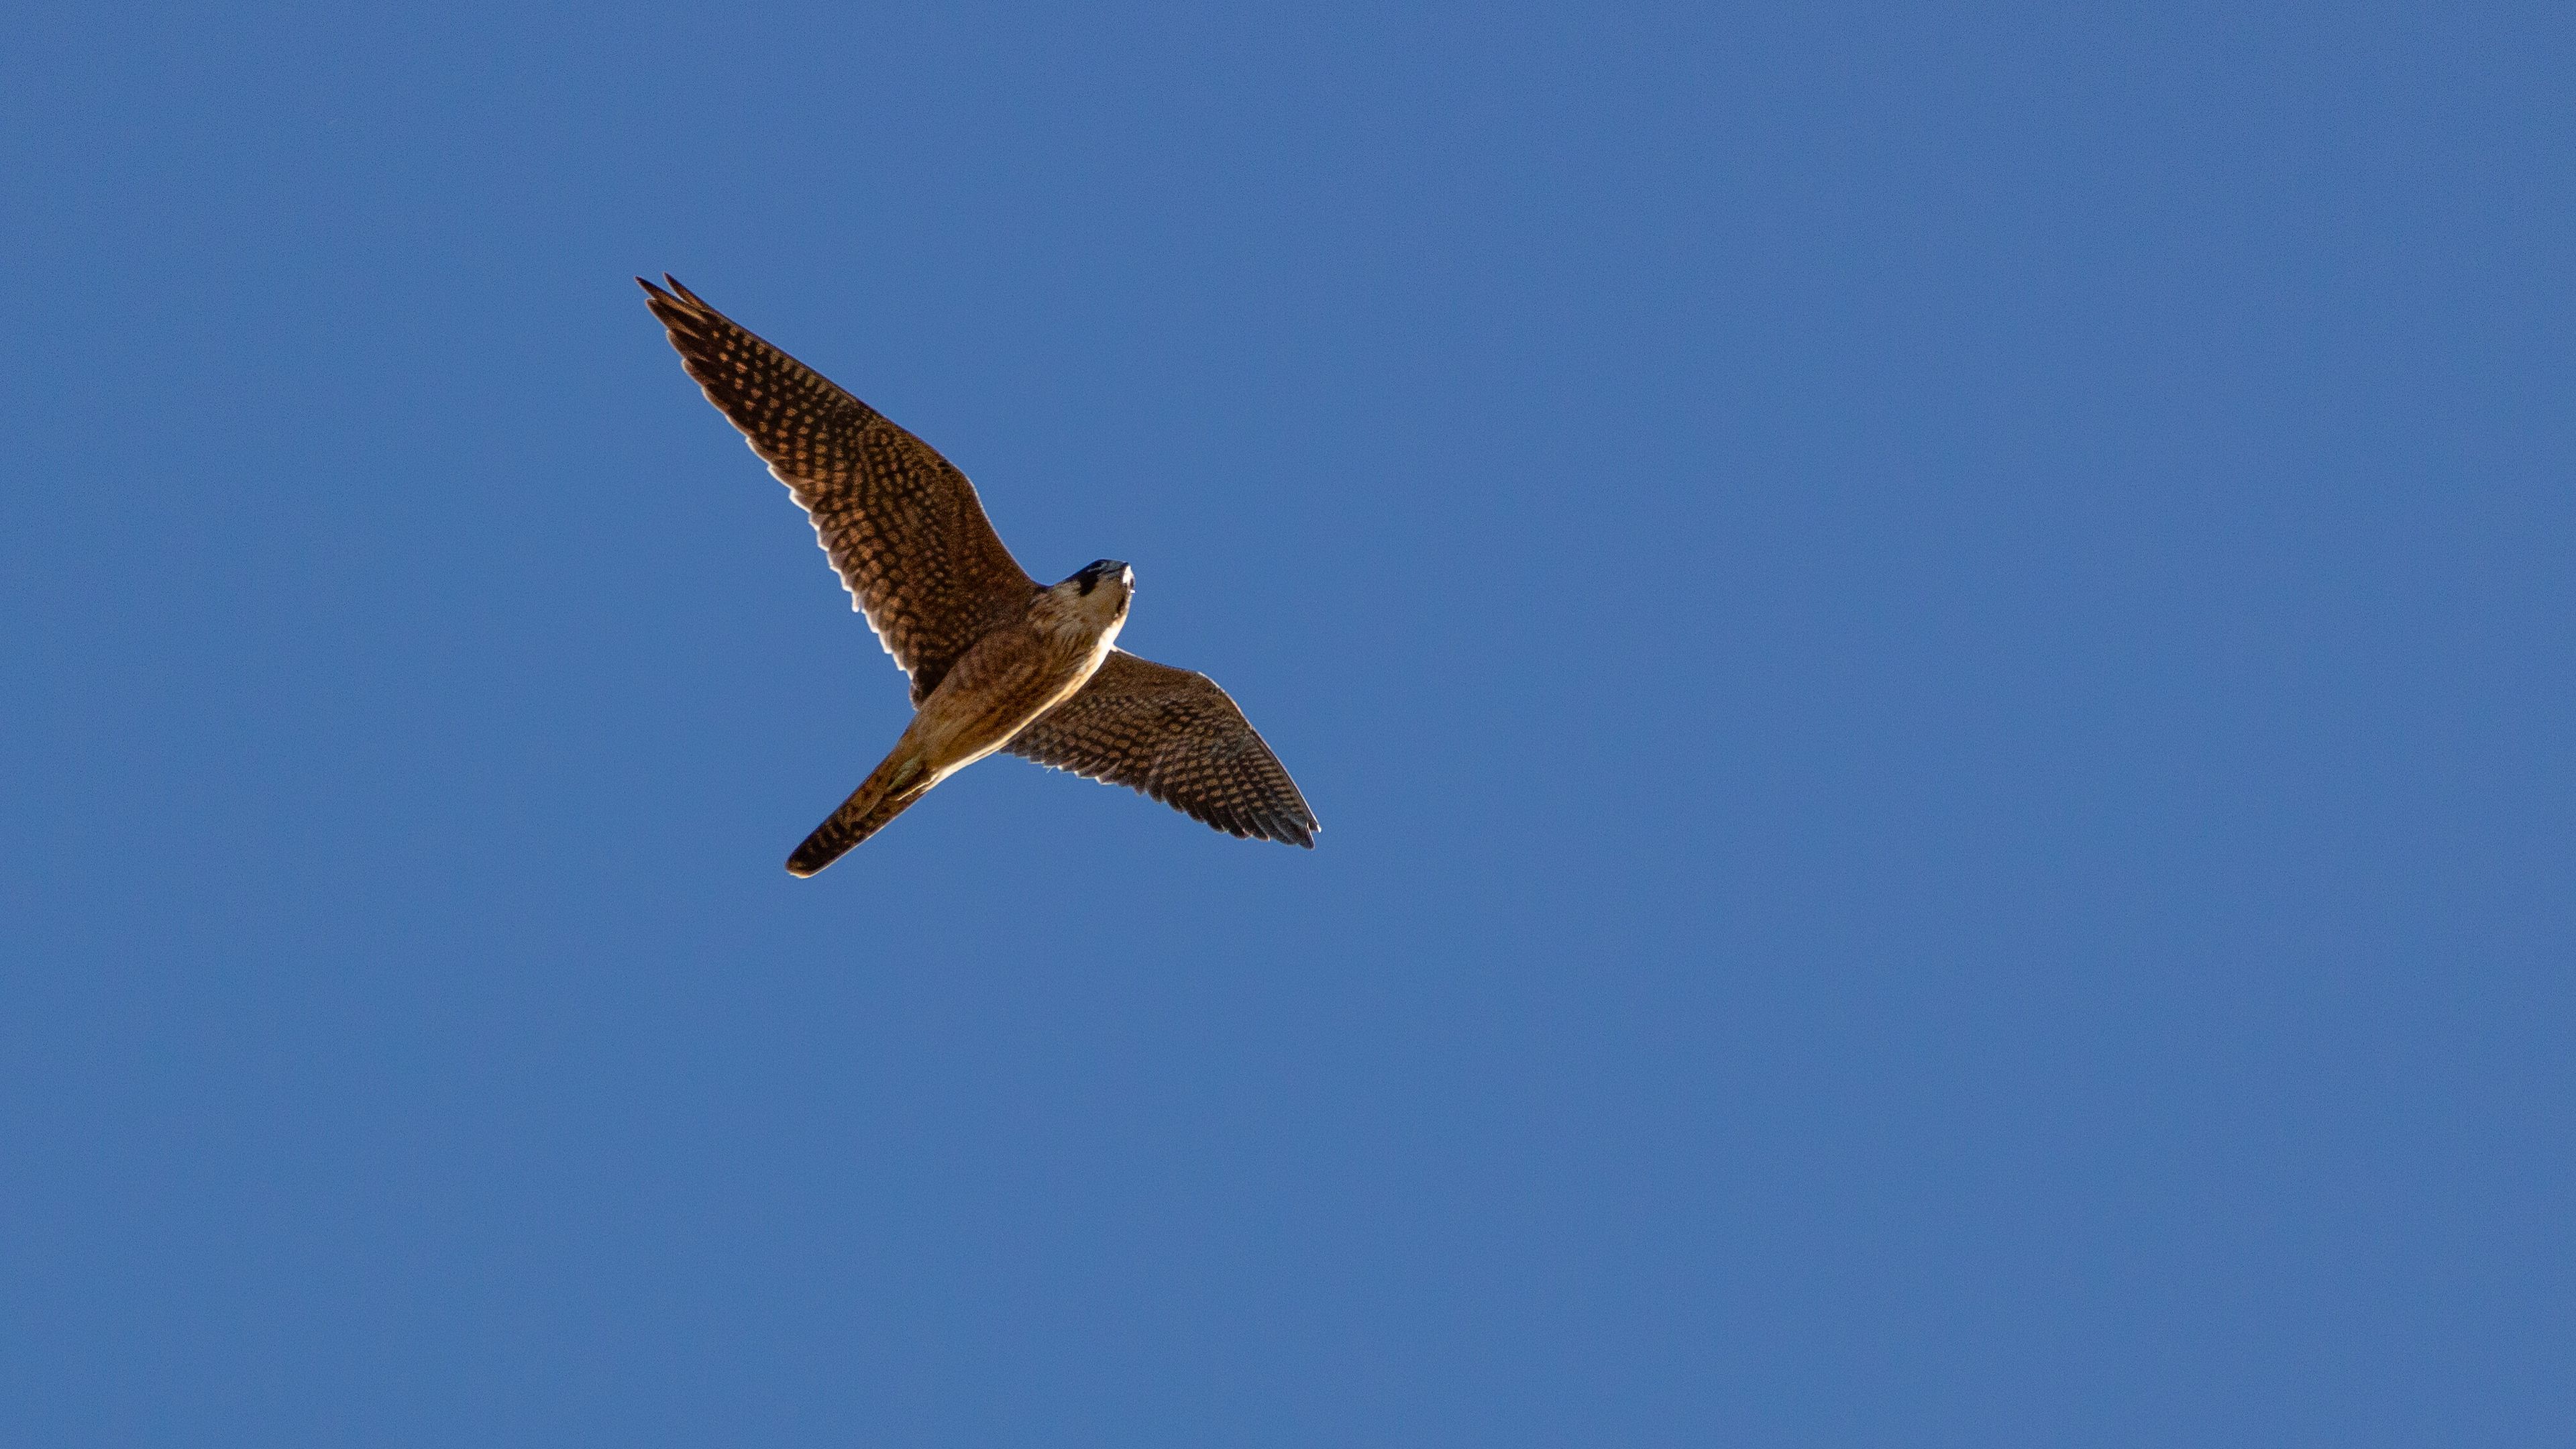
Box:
left=5, top=3, right=2570, bottom=1444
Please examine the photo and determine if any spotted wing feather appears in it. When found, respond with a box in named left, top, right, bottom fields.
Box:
left=1008, top=651, right=1318, bottom=847
left=639, top=276, right=1037, bottom=702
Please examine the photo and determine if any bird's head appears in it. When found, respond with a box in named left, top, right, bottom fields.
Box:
left=1051, top=558, right=1134, bottom=626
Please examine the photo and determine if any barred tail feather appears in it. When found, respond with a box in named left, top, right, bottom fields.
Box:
left=786, top=749, right=936, bottom=876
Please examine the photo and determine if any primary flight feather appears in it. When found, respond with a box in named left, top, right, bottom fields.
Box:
left=639, top=276, right=1318, bottom=874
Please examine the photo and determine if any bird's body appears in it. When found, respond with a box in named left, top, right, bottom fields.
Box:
left=788, top=562, right=1132, bottom=873
left=639, top=276, right=1316, bottom=874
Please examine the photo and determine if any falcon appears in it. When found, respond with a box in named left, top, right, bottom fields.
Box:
left=639, top=276, right=1319, bottom=875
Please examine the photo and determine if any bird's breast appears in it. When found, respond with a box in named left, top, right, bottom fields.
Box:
left=910, top=612, right=1120, bottom=770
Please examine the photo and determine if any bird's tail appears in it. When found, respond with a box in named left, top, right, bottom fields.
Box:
left=786, top=744, right=939, bottom=877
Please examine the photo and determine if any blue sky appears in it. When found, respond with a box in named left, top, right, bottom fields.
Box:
left=4, top=3, right=2570, bottom=1444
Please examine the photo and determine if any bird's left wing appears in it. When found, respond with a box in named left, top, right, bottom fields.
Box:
left=1007, top=651, right=1318, bottom=847
left=639, top=276, right=1038, bottom=702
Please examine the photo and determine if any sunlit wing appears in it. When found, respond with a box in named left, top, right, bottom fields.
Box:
left=640, top=276, right=1036, bottom=702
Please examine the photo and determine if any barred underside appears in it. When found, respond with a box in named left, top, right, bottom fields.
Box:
left=1010, top=651, right=1319, bottom=847
left=639, top=276, right=1038, bottom=703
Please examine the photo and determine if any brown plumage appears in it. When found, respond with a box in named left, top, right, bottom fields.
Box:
left=639, top=276, right=1319, bottom=873
left=1008, top=652, right=1316, bottom=847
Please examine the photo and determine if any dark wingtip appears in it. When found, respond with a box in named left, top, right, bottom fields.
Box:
left=637, top=275, right=707, bottom=313
left=1277, top=808, right=1319, bottom=847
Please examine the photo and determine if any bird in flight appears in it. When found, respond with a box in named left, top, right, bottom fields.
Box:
left=639, top=276, right=1318, bottom=875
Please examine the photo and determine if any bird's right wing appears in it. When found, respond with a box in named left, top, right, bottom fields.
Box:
left=1008, top=651, right=1318, bottom=847
left=639, top=276, right=1038, bottom=702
